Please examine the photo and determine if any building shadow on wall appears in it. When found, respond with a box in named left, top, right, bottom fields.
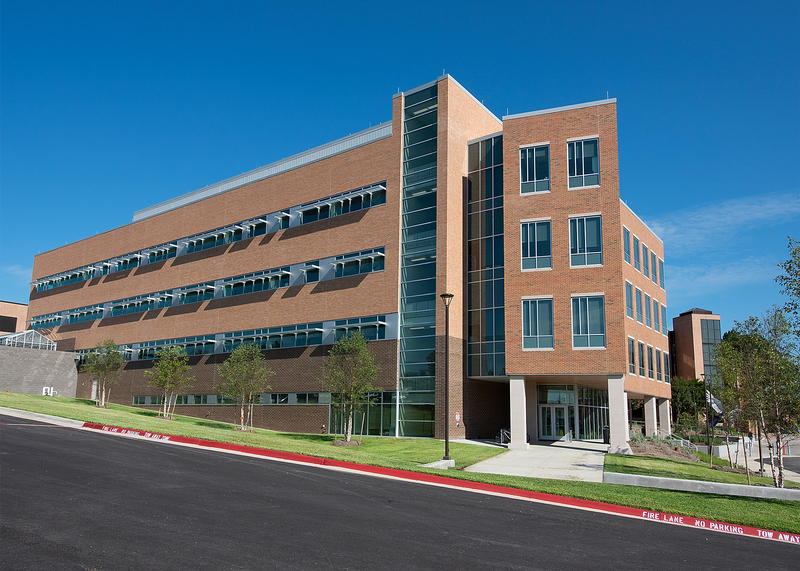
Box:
left=163, top=304, right=203, bottom=317
left=134, top=260, right=167, bottom=275
left=99, top=313, right=144, bottom=327
left=278, top=210, right=367, bottom=241
left=310, top=274, right=367, bottom=294
left=205, top=289, right=277, bottom=311
left=28, top=280, right=86, bottom=301
left=171, top=244, right=231, bottom=267
left=103, top=269, right=133, bottom=283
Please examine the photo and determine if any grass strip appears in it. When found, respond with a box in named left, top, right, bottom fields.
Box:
left=605, top=454, right=800, bottom=489
left=2, top=393, right=798, bottom=534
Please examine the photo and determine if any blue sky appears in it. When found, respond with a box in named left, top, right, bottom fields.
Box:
left=1, top=1, right=798, bottom=333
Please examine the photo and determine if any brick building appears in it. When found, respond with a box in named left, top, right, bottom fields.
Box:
left=26, top=76, right=671, bottom=450
left=670, top=308, right=722, bottom=381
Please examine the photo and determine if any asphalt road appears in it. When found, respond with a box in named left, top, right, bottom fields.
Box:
left=1, top=414, right=796, bottom=570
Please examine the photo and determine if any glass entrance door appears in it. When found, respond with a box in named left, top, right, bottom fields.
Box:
left=539, top=405, right=568, bottom=440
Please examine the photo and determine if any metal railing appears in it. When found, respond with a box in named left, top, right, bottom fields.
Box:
left=657, top=427, right=698, bottom=451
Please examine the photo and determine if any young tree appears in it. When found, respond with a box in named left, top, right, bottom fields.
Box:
left=143, top=346, right=195, bottom=420
left=776, top=236, right=800, bottom=340
left=669, top=377, right=705, bottom=427
left=81, top=339, right=123, bottom=408
left=217, top=343, right=274, bottom=431
left=320, top=331, right=381, bottom=443
left=714, top=310, right=800, bottom=487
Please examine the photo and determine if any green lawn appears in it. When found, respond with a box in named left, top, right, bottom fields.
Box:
left=605, top=454, right=800, bottom=488
left=2, top=393, right=798, bottom=534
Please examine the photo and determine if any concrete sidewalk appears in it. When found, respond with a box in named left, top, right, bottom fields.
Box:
left=463, top=440, right=607, bottom=482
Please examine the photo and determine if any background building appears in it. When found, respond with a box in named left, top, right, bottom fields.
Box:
left=0, top=301, right=28, bottom=333
left=26, top=76, right=671, bottom=450
left=670, top=308, right=722, bottom=380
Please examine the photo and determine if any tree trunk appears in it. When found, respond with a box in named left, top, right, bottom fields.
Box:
left=724, top=423, right=732, bottom=468
left=741, top=432, right=751, bottom=486
left=345, top=403, right=353, bottom=442
left=240, top=399, right=245, bottom=431
left=775, top=431, right=785, bottom=488
left=761, top=409, right=778, bottom=487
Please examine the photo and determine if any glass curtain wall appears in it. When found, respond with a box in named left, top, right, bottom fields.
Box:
left=397, top=84, right=439, bottom=437
left=467, top=136, right=505, bottom=376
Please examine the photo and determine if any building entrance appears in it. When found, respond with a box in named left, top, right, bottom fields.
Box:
left=539, top=405, right=568, bottom=440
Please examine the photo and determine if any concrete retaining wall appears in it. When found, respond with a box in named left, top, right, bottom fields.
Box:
left=603, top=471, right=800, bottom=501
left=0, top=345, right=78, bottom=398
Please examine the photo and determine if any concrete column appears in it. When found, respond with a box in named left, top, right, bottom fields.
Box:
left=644, top=396, right=657, bottom=437
left=658, top=399, right=672, bottom=436
left=608, top=374, right=631, bottom=454
left=509, top=376, right=529, bottom=450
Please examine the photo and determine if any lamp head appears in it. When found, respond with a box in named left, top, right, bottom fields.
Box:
left=440, top=293, right=454, bottom=307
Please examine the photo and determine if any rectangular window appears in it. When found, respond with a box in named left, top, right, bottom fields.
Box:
left=520, top=145, right=550, bottom=193
left=569, top=216, right=602, bottom=266
left=664, top=353, right=671, bottom=383
left=633, top=236, right=640, bottom=270
left=623, top=227, right=631, bottom=264
left=642, top=244, right=650, bottom=277
left=656, top=349, right=663, bottom=381
left=638, top=342, right=645, bottom=376
left=661, top=305, right=668, bottom=335
left=628, top=338, right=636, bottom=374
left=653, top=299, right=660, bottom=332
left=651, top=252, right=658, bottom=284
left=645, top=294, right=652, bottom=327
left=571, top=296, right=605, bottom=348
left=521, top=221, right=552, bottom=269
left=568, top=138, right=599, bottom=188
left=659, top=259, right=665, bottom=289
left=522, top=298, right=554, bottom=349
left=647, top=346, right=654, bottom=379
left=304, top=263, right=319, bottom=284
left=636, top=289, right=643, bottom=323
left=625, top=282, right=634, bottom=318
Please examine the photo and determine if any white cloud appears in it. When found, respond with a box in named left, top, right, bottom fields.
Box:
left=666, top=256, right=778, bottom=304
left=2, top=265, right=32, bottom=282
left=648, top=191, right=800, bottom=255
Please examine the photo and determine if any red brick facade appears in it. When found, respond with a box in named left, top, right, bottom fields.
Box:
left=27, top=77, right=670, bottom=440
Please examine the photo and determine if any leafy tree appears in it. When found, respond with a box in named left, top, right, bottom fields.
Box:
left=776, top=236, right=800, bottom=339
left=320, top=331, right=380, bottom=443
left=670, top=377, right=705, bottom=426
left=217, top=343, right=274, bottom=431
left=81, top=339, right=123, bottom=408
left=143, top=346, right=195, bottom=420
left=713, top=309, right=800, bottom=487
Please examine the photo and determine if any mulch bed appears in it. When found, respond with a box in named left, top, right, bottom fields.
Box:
left=331, top=440, right=362, bottom=447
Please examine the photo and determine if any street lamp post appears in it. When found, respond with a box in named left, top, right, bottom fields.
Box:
left=440, top=293, right=454, bottom=461
left=702, top=374, right=712, bottom=467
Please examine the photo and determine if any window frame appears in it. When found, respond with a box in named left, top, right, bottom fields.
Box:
left=571, top=294, right=606, bottom=349
left=521, top=219, right=552, bottom=270
left=642, top=244, right=650, bottom=278
left=567, top=138, right=600, bottom=189
left=647, top=345, right=655, bottom=379
left=625, top=281, right=634, bottom=319
left=628, top=337, right=636, bottom=374
left=569, top=215, right=603, bottom=267
left=633, top=236, right=640, bottom=271
left=651, top=252, right=658, bottom=284
left=522, top=297, right=555, bottom=350
left=519, top=144, right=550, bottom=193
left=638, top=341, right=645, bottom=376
left=645, top=294, right=652, bottom=328
left=623, top=227, right=631, bottom=264
left=636, top=288, right=643, bottom=323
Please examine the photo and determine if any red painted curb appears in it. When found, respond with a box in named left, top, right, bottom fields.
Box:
left=81, top=422, right=800, bottom=545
